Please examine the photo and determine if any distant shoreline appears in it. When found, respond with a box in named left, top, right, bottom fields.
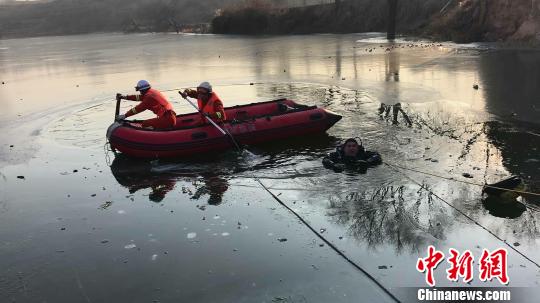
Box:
left=2, top=31, right=540, bottom=50
left=211, top=0, right=540, bottom=45
left=1, top=0, right=539, bottom=45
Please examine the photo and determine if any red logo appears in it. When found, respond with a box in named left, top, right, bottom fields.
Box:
left=416, top=245, right=445, bottom=287
left=479, top=248, right=509, bottom=285
left=446, top=249, right=474, bottom=283
left=417, top=247, right=509, bottom=286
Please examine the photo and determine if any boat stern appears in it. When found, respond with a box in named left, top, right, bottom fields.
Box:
left=106, top=121, right=123, bottom=141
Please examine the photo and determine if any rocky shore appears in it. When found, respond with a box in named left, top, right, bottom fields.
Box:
left=212, top=0, right=540, bottom=44
left=1, top=0, right=539, bottom=44
left=426, top=0, right=540, bottom=43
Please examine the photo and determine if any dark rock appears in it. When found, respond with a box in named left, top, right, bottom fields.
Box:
left=514, top=242, right=520, bottom=246
left=473, top=84, right=479, bottom=89
left=73, top=169, right=78, bottom=173
left=101, top=240, right=109, bottom=244
left=17, top=176, right=25, bottom=179
left=60, top=227, right=66, bottom=230
left=378, top=265, right=388, bottom=269
left=462, top=173, right=473, bottom=178
left=277, top=238, right=287, bottom=242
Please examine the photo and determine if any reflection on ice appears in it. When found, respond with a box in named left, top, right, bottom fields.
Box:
left=327, top=183, right=449, bottom=253
left=2, top=34, right=540, bottom=300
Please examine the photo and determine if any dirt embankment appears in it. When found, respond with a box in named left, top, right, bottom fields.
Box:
left=212, top=0, right=540, bottom=44
left=212, top=0, right=447, bottom=35
left=426, top=0, right=540, bottom=43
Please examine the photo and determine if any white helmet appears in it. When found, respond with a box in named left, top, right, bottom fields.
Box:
left=135, top=80, right=151, bottom=91
left=197, top=81, right=212, bottom=93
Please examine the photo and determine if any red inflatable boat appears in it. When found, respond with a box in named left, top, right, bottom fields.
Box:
left=106, top=99, right=341, bottom=158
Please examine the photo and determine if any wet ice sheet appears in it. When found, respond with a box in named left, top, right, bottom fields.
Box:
left=1, top=33, right=540, bottom=302
left=0, top=146, right=395, bottom=303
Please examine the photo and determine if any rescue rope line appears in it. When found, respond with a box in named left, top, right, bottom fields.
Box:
left=222, top=139, right=401, bottom=300
left=237, top=160, right=540, bottom=199
left=253, top=177, right=401, bottom=302
left=382, top=161, right=540, bottom=214
left=161, top=82, right=266, bottom=93
left=385, top=162, right=540, bottom=197
left=384, top=162, right=540, bottom=269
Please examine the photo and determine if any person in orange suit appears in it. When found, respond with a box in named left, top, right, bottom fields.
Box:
left=116, top=80, right=177, bottom=129
left=180, top=81, right=226, bottom=124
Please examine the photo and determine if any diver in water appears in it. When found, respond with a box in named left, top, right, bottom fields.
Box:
left=323, top=138, right=382, bottom=173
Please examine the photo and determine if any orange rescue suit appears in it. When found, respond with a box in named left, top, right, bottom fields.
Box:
left=124, top=88, right=176, bottom=129
left=186, top=90, right=227, bottom=123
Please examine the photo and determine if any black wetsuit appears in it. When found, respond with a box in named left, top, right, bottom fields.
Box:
left=322, top=146, right=382, bottom=173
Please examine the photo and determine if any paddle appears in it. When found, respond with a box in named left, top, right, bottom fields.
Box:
left=114, top=94, right=121, bottom=120
left=178, top=92, right=242, bottom=151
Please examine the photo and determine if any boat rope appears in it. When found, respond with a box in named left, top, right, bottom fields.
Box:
left=384, top=162, right=540, bottom=269
left=230, top=149, right=400, bottom=300
left=253, top=176, right=401, bottom=302
left=382, top=161, right=540, bottom=213
left=103, top=140, right=113, bottom=167
left=161, top=82, right=266, bottom=93
left=385, top=162, right=540, bottom=197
